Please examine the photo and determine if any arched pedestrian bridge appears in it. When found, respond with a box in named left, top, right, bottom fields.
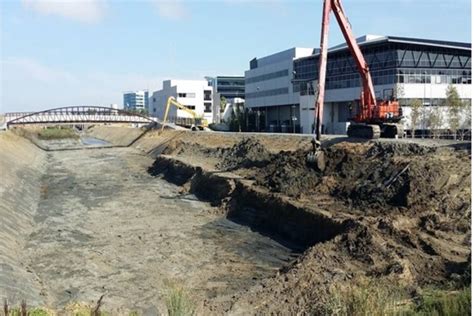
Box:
left=6, top=106, right=157, bottom=128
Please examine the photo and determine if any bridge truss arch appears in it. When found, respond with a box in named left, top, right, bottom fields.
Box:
left=6, top=106, right=156, bottom=127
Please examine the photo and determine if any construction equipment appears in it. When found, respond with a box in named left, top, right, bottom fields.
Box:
left=314, top=0, right=403, bottom=141
left=161, top=96, right=208, bottom=132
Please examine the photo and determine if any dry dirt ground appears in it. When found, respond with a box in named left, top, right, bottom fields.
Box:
left=1, top=127, right=471, bottom=315
left=135, top=129, right=471, bottom=315
left=1, top=131, right=298, bottom=314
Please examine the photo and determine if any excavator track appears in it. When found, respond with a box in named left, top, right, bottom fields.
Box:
left=381, top=123, right=404, bottom=138
left=347, top=123, right=381, bottom=139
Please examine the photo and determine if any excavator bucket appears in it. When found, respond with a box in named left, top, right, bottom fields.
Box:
left=306, top=139, right=326, bottom=172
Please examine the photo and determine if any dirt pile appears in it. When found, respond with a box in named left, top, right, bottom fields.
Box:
left=217, top=137, right=272, bottom=171
left=252, top=149, right=321, bottom=197
left=221, top=140, right=470, bottom=218
left=142, top=131, right=471, bottom=315
left=323, top=142, right=471, bottom=216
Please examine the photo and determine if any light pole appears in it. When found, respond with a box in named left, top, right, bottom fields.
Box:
left=423, top=71, right=427, bottom=138
left=291, top=105, right=296, bottom=133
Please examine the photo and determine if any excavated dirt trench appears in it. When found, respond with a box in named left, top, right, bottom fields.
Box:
left=1, top=131, right=314, bottom=314
left=1, top=127, right=471, bottom=315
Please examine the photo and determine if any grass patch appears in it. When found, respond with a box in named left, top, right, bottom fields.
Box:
left=323, top=278, right=471, bottom=316
left=324, top=278, right=408, bottom=316
left=411, top=286, right=471, bottom=316
left=165, top=282, right=195, bottom=316
left=37, top=127, right=78, bottom=140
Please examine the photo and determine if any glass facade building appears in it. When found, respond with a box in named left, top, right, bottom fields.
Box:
left=210, top=76, right=245, bottom=99
left=292, top=35, right=471, bottom=134
left=123, top=90, right=149, bottom=110
left=293, top=36, right=471, bottom=104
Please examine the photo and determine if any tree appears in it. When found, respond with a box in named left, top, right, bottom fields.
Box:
left=459, top=99, right=472, bottom=140
left=427, top=106, right=443, bottom=139
left=393, top=83, right=405, bottom=100
left=409, top=98, right=423, bottom=138
left=445, top=85, right=463, bottom=140
left=228, top=107, right=238, bottom=131
left=220, top=96, right=227, bottom=113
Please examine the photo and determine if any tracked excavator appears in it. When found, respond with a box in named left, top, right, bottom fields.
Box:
left=161, top=96, right=208, bottom=132
left=308, top=0, right=403, bottom=168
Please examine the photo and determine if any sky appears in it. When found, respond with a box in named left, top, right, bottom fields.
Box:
left=0, top=0, right=471, bottom=112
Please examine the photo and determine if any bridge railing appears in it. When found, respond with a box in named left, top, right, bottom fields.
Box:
left=6, top=106, right=157, bottom=127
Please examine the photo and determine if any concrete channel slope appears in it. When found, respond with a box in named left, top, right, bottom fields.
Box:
left=0, top=132, right=46, bottom=304
left=0, top=126, right=471, bottom=315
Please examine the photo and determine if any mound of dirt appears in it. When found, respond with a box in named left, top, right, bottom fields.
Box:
left=217, top=137, right=272, bottom=171
left=142, top=131, right=471, bottom=315
left=324, top=142, right=471, bottom=216
left=366, top=142, right=437, bottom=157
left=254, top=149, right=321, bottom=197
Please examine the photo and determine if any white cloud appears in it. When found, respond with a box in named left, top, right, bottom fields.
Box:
left=151, top=0, right=188, bottom=20
left=0, top=57, right=164, bottom=112
left=21, top=0, right=106, bottom=23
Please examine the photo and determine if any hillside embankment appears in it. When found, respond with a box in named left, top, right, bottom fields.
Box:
left=0, top=132, right=46, bottom=304
left=1, top=126, right=470, bottom=314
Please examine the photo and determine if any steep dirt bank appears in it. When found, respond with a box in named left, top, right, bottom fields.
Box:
left=0, top=132, right=46, bottom=304
left=142, top=130, right=471, bottom=314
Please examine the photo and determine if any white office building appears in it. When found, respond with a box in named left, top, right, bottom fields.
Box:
left=245, top=47, right=315, bottom=132
left=245, top=36, right=471, bottom=135
left=149, top=79, right=214, bottom=124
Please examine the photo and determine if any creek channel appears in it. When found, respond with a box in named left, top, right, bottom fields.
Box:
left=22, top=142, right=298, bottom=312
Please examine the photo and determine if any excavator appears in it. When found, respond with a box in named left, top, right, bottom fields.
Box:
left=160, top=96, right=208, bottom=132
left=313, top=0, right=403, bottom=141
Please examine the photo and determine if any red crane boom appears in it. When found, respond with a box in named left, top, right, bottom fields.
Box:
left=315, top=0, right=403, bottom=140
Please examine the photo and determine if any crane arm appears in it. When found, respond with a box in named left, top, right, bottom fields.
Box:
left=161, top=96, right=201, bottom=132
left=330, top=0, right=376, bottom=107
left=314, top=0, right=377, bottom=141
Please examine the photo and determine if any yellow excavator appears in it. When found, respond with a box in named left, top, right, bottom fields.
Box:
left=161, top=96, right=208, bottom=132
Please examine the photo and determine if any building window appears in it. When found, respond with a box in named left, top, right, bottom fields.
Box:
left=245, top=69, right=289, bottom=84
left=204, top=102, right=212, bottom=113
left=153, top=98, right=156, bottom=102
left=178, top=92, right=196, bottom=98
left=204, top=90, right=212, bottom=101
left=184, top=105, right=195, bottom=110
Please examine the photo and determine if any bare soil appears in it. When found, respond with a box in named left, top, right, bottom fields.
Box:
left=2, top=127, right=470, bottom=315
left=144, top=131, right=471, bottom=315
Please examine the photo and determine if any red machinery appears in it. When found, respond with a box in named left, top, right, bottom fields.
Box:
left=314, top=0, right=403, bottom=139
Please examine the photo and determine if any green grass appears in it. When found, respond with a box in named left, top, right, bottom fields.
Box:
left=324, top=278, right=407, bottom=316
left=165, top=283, right=195, bottom=316
left=323, top=279, right=471, bottom=316
left=410, top=287, right=471, bottom=316
left=37, top=127, right=78, bottom=140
